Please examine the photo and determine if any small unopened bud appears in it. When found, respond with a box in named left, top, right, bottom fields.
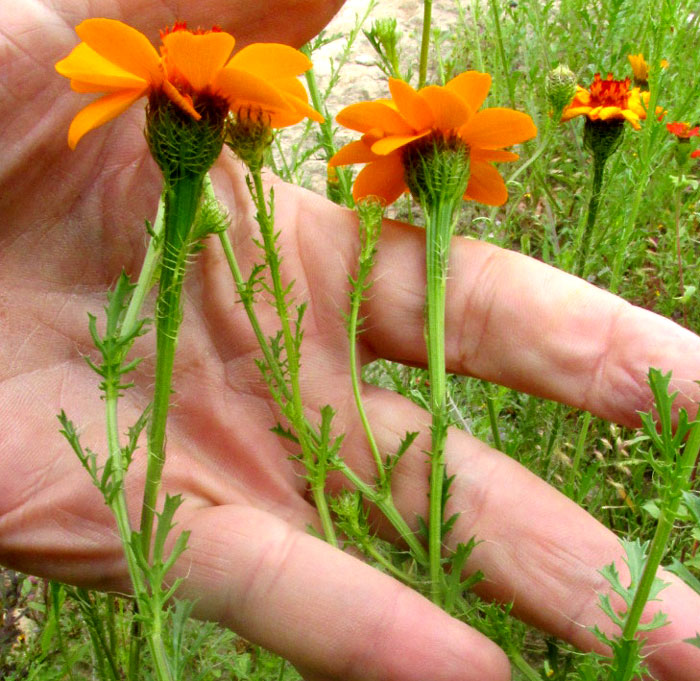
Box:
left=225, top=108, right=274, bottom=172
left=403, top=134, right=471, bottom=208
left=546, top=65, right=577, bottom=120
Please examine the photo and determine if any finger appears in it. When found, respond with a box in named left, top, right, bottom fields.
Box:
left=174, top=504, right=511, bottom=681
left=274, top=187, right=700, bottom=426
left=338, top=384, right=700, bottom=681
left=364, top=218, right=700, bottom=426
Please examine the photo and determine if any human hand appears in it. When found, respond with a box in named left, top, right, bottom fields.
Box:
left=2, top=2, right=700, bottom=681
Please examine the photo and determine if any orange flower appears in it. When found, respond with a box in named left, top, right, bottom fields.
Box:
left=628, top=53, right=650, bottom=83
left=691, top=150, right=700, bottom=159
left=55, top=18, right=322, bottom=149
left=561, top=73, right=650, bottom=130
left=328, top=73, right=536, bottom=206
left=627, top=53, right=668, bottom=87
left=666, top=121, right=700, bottom=139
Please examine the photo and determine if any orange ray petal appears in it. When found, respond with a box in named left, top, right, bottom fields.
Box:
left=67, top=88, right=144, bottom=149
left=75, top=18, right=162, bottom=84
left=445, top=71, right=491, bottom=112
left=464, top=161, right=508, bottom=205
left=460, top=107, right=537, bottom=149
left=470, top=148, right=519, bottom=163
left=56, top=43, right=148, bottom=91
left=561, top=106, right=591, bottom=121
left=419, top=85, right=471, bottom=131
left=214, top=67, right=292, bottom=114
left=226, top=43, right=312, bottom=79
left=352, top=154, right=407, bottom=205
left=388, top=78, right=433, bottom=130
left=621, top=109, right=642, bottom=129
left=268, top=79, right=323, bottom=122
left=371, top=131, right=431, bottom=155
left=281, top=93, right=324, bottom=123
left=329, top=140, right=378, bottom=167
left=336, top=101, right=414, bottom=135
left=161, top=30, right=235, bottom=91
left=598, top=106, right=623, bottom=121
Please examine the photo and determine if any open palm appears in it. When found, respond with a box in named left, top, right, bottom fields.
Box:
left=2, top=2, right=700, bottom=680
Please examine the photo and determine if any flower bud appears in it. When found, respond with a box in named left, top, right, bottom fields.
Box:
left=546, top=65, right=577, bottom=120
left=225, top=108, right=274, bottom=172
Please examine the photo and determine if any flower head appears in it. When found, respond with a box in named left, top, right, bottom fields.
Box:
left=329, top=72, right=536, bottom=206
left=628, top=53, right=668, bottom=88
left=55, top=18, right=322, bottom=149
left=691, top=149, right=700, bottom=159
left=628, top=53, right=649, bottom=85
left=666, top=121, right=700, bottom=139
left=561, top=73, right=650, bottom=130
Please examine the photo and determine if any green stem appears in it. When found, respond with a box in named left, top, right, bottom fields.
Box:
left=303, top=68, right=353, bottom=207
left=486, top=391, right=503, bottom=452
left=250, top=169, right=337, bottom=547
left=418, top=0, right=433, bottom=88
left=424, top=197, right=458, bottom=604
left=575, top=153, right=606, bottom=279
left=621, top=417, right=700, bottom=641
left=335, top=459, right=428, bottom=565
left=105, top=375, right=172, bottom=681
left=208, top=181, right=428, bottom=562
left=566, top=410, right=592, bottom=499
left=140, top=173, right=204, bottom=559
left=121, top=196, right=165, bottom=336
left=348, top=278, right=386, bottom=490
left=510, top=650, right=545, bottom=681
left=489, top=0, right=515, bottom=108
left=674, top=187, right=687, bottom=327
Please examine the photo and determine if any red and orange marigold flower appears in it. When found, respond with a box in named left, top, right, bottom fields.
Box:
left=55, top=18, right=322, bottom=149
left=328, top=72, right=537, bottom=207
left=666, top=121, right=700, bottom=139
left=561, top=73, right=650, bottom=130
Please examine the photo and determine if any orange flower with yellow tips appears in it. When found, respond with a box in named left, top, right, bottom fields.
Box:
left=561, top=73, right=650, bottom=130
left=329, top=72, right=537, bottom=206
left=55, top=18, right=322, bottom=149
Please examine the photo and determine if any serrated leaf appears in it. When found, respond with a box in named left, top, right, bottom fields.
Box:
left=271, top=423, right=299, bottom=444
left=685, top=634, right=700, bottom=649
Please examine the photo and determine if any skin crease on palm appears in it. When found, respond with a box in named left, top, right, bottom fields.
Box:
left=1, top=1, right=700, bottom=680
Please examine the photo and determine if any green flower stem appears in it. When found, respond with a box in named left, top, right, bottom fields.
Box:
left=424, top=196, right=459, bottom=604
left=249, top=169, right=337, bottom=547
left=510, top=650, right=545, bottom=681
left=489, top=0, right=515, bottom=108
left=139, top=173, right=205, bottom=559
left=486, top=393, right=503, bottom=452
left=575, top=152, right=607, bottom=278
left=347, top=253, right=385, bottom=489
left=620, top=416, right=700, bottom=642
left=208, top=181, right=428, bottom=562
left=303, top=67, right=353, bottom=207
left=121, top=196, right=165, bottom=336
left=218, top=211, right=427, bottom=561
left=104, top=348, right=173, bottom=681
left=418, top=0, right=433, bottom=88
left=334, top=461, right=428, bottom=565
